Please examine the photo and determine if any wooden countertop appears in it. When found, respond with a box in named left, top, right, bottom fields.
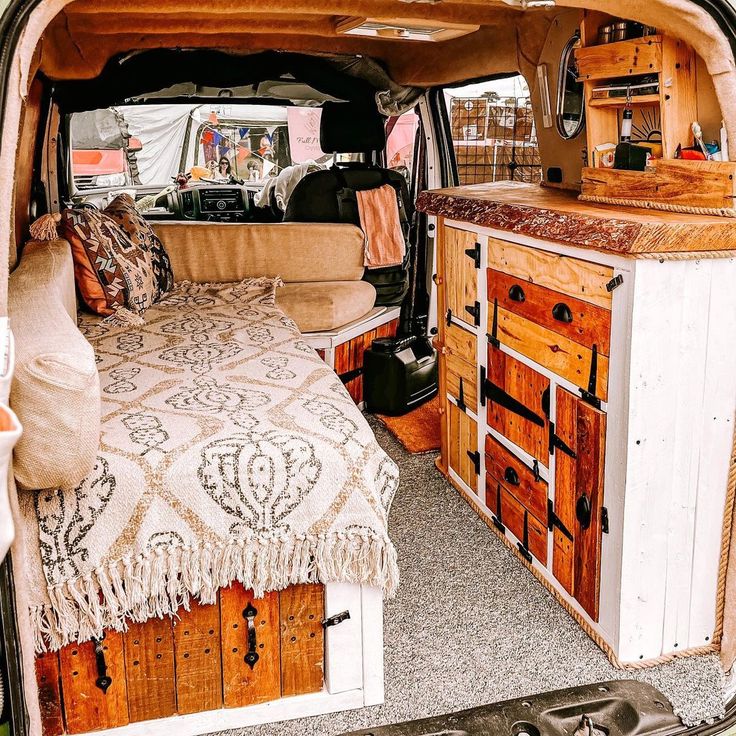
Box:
left=416, top=182, right=736, bottom=255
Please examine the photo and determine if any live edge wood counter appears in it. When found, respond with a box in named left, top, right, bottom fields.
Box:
left=416, top=181, right=736, bottom=254
left=422, top=180, right=736, bottom=667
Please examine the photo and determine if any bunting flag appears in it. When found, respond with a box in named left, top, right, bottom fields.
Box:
left=208, top=110, right=219, bottom=124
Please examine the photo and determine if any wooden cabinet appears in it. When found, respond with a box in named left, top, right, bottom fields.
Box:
left=444, top=225, right=480, bottom=328
left=447, top=401, right=478, bottom=493
left=445, top=320, right=477, bottom=409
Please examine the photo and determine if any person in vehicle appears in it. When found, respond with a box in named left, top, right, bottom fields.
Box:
left=215, top=155, right=232, bottom=180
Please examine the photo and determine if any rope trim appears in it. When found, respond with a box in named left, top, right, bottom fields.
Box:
left=579, top=193, right=736, bottom=218
left=635, top=250, right=736, bottom=260
left=439, top=460, right=723, bottom=670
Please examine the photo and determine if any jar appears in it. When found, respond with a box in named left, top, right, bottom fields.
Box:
left=598, top=24, right=613, bottom=44
left=612, top=21, right=629, bottom=42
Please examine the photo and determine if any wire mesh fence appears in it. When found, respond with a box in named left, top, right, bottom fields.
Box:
left=450, top=96, right=541, bottom=185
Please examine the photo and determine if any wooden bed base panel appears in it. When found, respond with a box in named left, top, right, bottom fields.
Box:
left=35, top=583, right=330, bottom=736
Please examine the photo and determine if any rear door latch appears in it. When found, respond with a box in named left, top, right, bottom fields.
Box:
left=322, top=610, right=351, bottom=628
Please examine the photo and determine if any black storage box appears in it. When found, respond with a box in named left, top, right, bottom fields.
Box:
left=363, top=335, right=438, bottom=415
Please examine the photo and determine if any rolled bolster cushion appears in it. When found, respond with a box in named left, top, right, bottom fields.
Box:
left=8, top=240, right=101, bottom=491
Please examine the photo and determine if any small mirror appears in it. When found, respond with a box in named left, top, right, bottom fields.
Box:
left=556, top=33, right=585, bottom=140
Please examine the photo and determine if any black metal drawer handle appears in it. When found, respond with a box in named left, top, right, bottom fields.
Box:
left=552, top=302, right=573, bottom=323
left=93, top=635, right=112, bottom=694
left=504, top=467, right=520, bottom=486
left=508, top=284, right=526, bottom=302
left=243, top=602, right=260, bottom=669
left=576, top=493, right=592, bottom=530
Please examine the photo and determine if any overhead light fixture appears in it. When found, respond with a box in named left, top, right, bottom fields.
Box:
left=336, top=17, right=479, bottom=42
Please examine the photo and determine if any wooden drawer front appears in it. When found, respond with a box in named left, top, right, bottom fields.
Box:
left=448, top=401, right=478, bottom=492
left=486, top=345, right=549, bottom=463
left=553, top=388, right=606, bottom=622
left=445, top=321, right=477, bottom=409
left=485, top=475, right=548, bottom=565
left=488, top=237, right=613, bottom=310
left=491, top=308, right=609, bottom=401
left=487, top=269, right=611, bottom=356
left=485, top=435, right=547, bottom=525
left=575, top=35, right=662, bottom=82
left=444, top=225, right=479, bottom=327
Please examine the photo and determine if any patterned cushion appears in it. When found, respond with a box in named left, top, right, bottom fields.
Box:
left=104, top=194, right=173, bottom=300
left=59, top=200, right=163, bottom=316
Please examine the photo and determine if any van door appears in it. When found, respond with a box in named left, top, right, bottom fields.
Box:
left=0, top=318, right=20, bottom=564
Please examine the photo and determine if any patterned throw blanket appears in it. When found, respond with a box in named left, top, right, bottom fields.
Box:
left=19, top=279, right=400, bottom=652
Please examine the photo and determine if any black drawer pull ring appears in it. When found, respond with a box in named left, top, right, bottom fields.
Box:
left=576, top=493, right=592, bottom=530
left=504, top=467, right=520, bottom=486
left=508, top=284, right=525, bottom=302
left=552, top=303, right=573, bottom=323
left=243, top=602, right=260, bottom=669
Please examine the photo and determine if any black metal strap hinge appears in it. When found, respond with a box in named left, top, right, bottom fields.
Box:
left=517, top=511, right=533, bottom=563
left=322, top=610, right=351, bottom=628
left=492, top=482, right=505, bottom=533
left=549, top=421, right=577, bottom=459
left=602, top=506, right=609, bottom=534
left=93, top=636, right=112, bottom=694
left=547, top=499, right=574, bottom=542
left=465, top=301, right=481, bottom=327
left=487, top=298, right=500, bottom=348
left=465, top=242, right=481, bottom=269
left=485, top=379, right=545, bottom=427
left=579, top=344, right=601, bottom=409
left=467, top=450, right=481, bottom=476
left=606, top=274, right=624, bottom=292
left=446, top=308, right=453, bottom=326
left=479, top=366, right=487, bottom=407
left=532, top=458, right=541, bottom=483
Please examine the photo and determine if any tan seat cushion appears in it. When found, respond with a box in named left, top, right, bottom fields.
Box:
left=277, top=281, right=376, bottom=332
left=8, top=240, right=101, bottom=491
left=153, top=222, right=366, bottom=283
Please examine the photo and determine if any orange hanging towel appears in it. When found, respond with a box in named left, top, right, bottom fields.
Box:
left=355, top=184, right=406, bottom=270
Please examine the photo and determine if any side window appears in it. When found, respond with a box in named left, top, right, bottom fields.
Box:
left=445, top=76, right=541, bottom=185
left=386, top=110, right=419, bottom=181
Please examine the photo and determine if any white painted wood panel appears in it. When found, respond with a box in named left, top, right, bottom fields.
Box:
left=324, top=583, right=364, bottom=694
left=361, top=585, right=385, bottom=706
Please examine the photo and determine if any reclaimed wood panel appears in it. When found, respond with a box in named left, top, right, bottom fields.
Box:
left=448, top=401, right=478, bottom=492
left=445, top=320, right=477, bottom=410
left=444, top=225, right=479, bottom=327
left=59, top=632, right=129, bottom=734
left=221, top=583, right=281, bottom=708
left=485, top=475, right=548, bottom=564
left=280, top=584, right=325, bottom=697
left=553, top=388, right=607, bottom=622
left=173, top=599, right=223, bottom=715
left=485, top=434, right=547, bottom=524
left=494, top=307, right=609, bottom=401
left=35, top=651, right=64, bottom=736
left=123, top=617, right=176, bottom=723
left=488, top=238, right=613, bottom=309
left=553, top=388, right=578, bottom=596
left=487, top=346, right=549, bottom=462
left=487, top=268, right=611, bottom=355
left=334, top=319, right=398, bottom=403
left=435, top=219, right=450, bottom=476
left=576, top=35, right=662, bottom=81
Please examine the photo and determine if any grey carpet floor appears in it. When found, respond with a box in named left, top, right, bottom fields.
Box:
left=218, top=418, right=725, bottom=736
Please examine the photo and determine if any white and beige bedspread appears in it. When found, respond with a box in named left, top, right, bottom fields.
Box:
left=19, top=278, right=399, bottom=652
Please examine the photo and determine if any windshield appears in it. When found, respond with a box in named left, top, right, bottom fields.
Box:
left=69, top=103, right=332, bottom=192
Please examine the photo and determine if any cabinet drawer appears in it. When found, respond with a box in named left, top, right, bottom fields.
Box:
left=445, top=321, right=477, bottom=409
left=486, top=345, right=549, bottom=463
left=488, top=237, right=613, bottom=310
left=485, top=435, right=547, bottom=524
left=491, top=308, right=609, bottom=401
left=487, top=269, right=611, bottom=356
left=448, top=401, right=478, bottom=492
left=486, top=475, right=548, bottom=565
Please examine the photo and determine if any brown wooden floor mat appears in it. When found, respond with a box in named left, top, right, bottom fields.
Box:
left=376, top=396, right=441, bottom=454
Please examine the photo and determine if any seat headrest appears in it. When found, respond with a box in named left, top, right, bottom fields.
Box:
left=320, top=101, right=386, bottom=154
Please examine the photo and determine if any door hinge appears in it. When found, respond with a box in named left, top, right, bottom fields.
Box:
left=492, top=482, right=505, bottom=533
left=485, top=379, right=545, bottom=427
left=467, top=449, right=481, bottom=476
left=457, top=377, right=467, bottom=413
left=606, top=274, right=624, bottom=292
left=487, top=298, right=500, bottom=348
left=465, top=242, right=481, bottom=269
left=548, top=499, right=574, bottom=541
left=479, top=366, right=486, bottom=407
left=465, top=301, right=481, bottom=326
left=579, top=344, right=602, bottom=409
left=322, top=610, right=351, bottom=628
left=446, top=308, right=453, bottom=326
left=601, top=506, right=609, bottom=534
left=517, top=511, right=533, bottom=563
left=549, top=421, right=577, bottom=458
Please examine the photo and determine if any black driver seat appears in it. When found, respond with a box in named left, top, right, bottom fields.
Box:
left=284, top=101, right=411, bottom=306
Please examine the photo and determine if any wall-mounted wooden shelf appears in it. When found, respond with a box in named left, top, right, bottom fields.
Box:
left=587, top=94, right=659, bottom=109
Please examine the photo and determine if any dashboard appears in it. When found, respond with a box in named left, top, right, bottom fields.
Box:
left=162, top=184, right=254, bottom=222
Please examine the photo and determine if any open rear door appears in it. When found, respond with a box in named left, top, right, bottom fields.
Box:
left=0, top=318, right=19, bottom=565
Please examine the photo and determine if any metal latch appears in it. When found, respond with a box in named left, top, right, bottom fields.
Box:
left=464, top=301, right=481, bottom=326
left=487, top=298, right=500, bottom=348
left=464, top=242, right=481, bottom=269
left=549, top=421, right=577, bottom=458
left=322, top=610, right=351, bottom=628
left=93, top=635, right=112, bottom=694
left=579, top=344, right=602, bottom=410
left=606, top=274, right=624, bottom=292
left=467, top=450, right=481, bottom=476
left=601, top=506, right=609, bottom=534
left=243, top=602, right=260, bottom=669
left=548, top=498, right=574, bottom=542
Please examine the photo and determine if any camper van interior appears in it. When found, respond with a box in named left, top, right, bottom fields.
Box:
left=1, top=1, right=736, bottom=736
